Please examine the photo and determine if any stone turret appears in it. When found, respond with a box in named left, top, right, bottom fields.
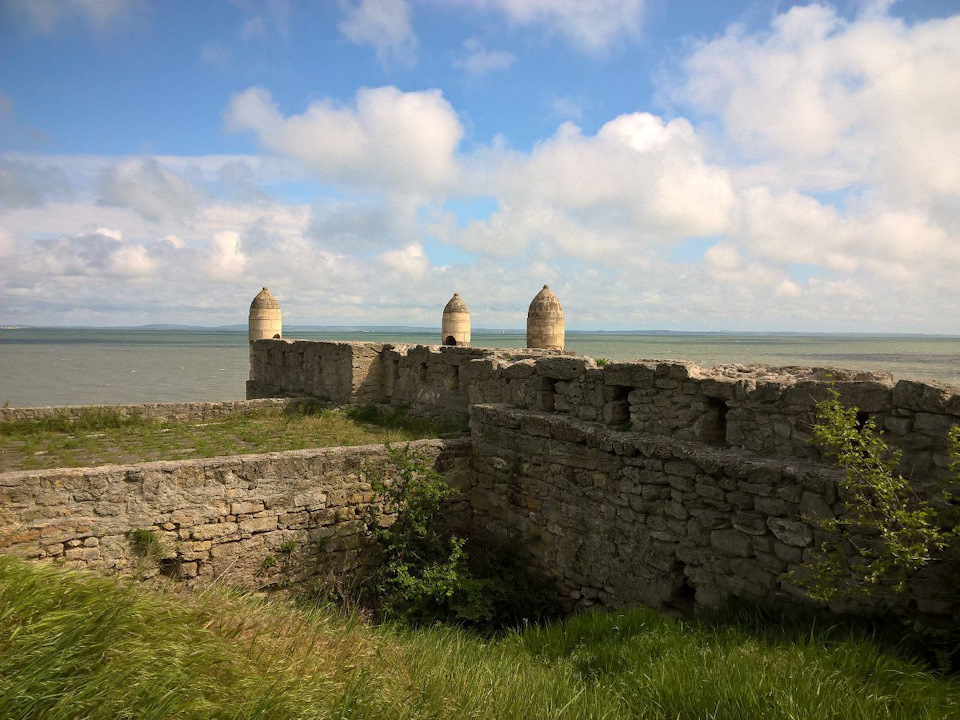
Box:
left=249, top=287, right=282, bottom=379
left=441, top=293, right=471, bottom=346
left=526, top=285, right=564, bottom=350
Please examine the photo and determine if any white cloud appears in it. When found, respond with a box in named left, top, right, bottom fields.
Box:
left=439, top=111, right=736, bottom=262
left=200, top=41, right=232, bottom=68
left=455, top=39, right=516, bottom=75
left=240, top=0, right=290, bottom=40
left=453, top=0, right=645, bottom=53
left=681, top=5, right=960, bottom=203
left=224, top=86, right=463, bottom=192
left=379, top=242, right=430, bottom=278
left=98, top=157, right=199, bottom=222
left=549, top=96, right=584, bottom=121
left=0, top=157, right=72, bottom=208
left=339, top=0, right=417, bottom=65
left=203, top=231, right=247, bottom=280
left=3, top=0, right=142, bottom=34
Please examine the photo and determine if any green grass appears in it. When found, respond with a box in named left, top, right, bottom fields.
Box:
left=0, top=405, right=458, bottom=472
left=0, top=556, right=957, bottom=720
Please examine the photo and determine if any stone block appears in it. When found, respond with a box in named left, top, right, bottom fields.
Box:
left=536, top=356, right=591, bottom=381
left=710, top=529, right=752, bottom=557
left=913, top=413, right=957, bottom=437
left=883, top=416, right=913, bottom=435
left=755, top=497, right=789, bottom=517
left=766, top=518, right=812, bottom=547
left=64, top=546, right=100, bottom=561
left=732, top=512, right=768, bottom=536
left=799, top=492, right=833, bottom=522
left=192, top=522, right=238, bottom=541
left=231, top=500, right=264, bottom=515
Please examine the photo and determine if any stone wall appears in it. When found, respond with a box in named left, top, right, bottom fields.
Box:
left=3, top=339, right=957, bottom=618
left=0, top=398, right=296, bottom=424
left=246, top=339, right=960, bottom=618
left=248, top=340, right=960, bottom=485
left=468, top=404, right=958, bottom=619
left=0, top=438, right=471, bottom=589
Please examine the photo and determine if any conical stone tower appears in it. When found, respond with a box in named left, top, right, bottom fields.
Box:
left=248, top=287, right=282, bottom=380
left=526, top=285, right=564, bottom=350
left=441, top=293, right=471, bottom=346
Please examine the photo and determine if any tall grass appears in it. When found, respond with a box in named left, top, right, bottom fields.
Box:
left=1, top=556, right=957, bottom=719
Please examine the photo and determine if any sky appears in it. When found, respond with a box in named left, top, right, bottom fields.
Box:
left=1, top=0, right=959, bottom=332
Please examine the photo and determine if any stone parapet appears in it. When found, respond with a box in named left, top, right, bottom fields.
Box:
left=249, top=340, right=960, bottom=482
left=0, top=398, right=296, bottom=424
left=0, top=438, right=471, bottom=589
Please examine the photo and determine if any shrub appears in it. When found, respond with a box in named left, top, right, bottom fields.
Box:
left=362, top=445, right=492, bottom=625
left=799, top=387, right=960, bottom=602
left=361, top=445, right=557, bottom=629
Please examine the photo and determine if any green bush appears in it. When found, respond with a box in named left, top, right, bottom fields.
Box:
left=361, top=445, right=557, bottom=629
left=800, top=387, right=960, bottom=602
left=362, top=445, right=493, bottom=625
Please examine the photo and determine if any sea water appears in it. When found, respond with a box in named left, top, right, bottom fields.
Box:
left=1, top=328, right=959, bottom=408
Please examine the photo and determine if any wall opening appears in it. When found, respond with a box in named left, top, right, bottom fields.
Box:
left=856, top=410, right=870, bottom=431
left=418, top=363, right=428, bottom=385
left=444, top=335, right=457, bottom=346
left=541, top=377, right=558, bottom=411
left=664, top=562, right=697, bottom=614
left=272, top=334, right=281, bottom=339
left=443, top=365, right=460, bottom=391
left=604, top=386, right=631, bottom=426
left=385, top=356, right=400, bottom=396
left=701, top=397, right=729, bottom=446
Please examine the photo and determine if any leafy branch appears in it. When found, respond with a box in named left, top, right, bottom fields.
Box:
left=798, top=387, right=959, bottom=602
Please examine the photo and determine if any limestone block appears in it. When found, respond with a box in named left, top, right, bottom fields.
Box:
left=732, top=512, right=768, bottom=536
left=766, top=518, right=812, bottom=547
left=773, top=540, right=803, bottom=563
left=893, top=379, right=960, bottom=415
left=191, top=522, right=239, bottom=541
left=754, top=496, right=790, bottom=517
left=231, top=500, right=265, bottom=515
left=535, top=356, right=590, bottom=380
left=710, top=529, right=752, bottom=557
left=913, top=412, right=958, bottom=437
left=883, top=416, right=913, bottom=435
left=799, top=492, right=833, bottom=522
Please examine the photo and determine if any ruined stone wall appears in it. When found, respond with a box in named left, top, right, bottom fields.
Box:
left=248, top=340, right=960, bottom=485
left=0, top=398, right=295, bottom=424
left=245, top=339, right=960, bottom=617
left=0, top=439, right=471, bottom=589
left=468, top=404, right=958, bottom=619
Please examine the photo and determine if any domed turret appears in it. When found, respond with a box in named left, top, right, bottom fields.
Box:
left=526, top=285, right=564, bottom=350
left=441, top=293, right=470, bottom=346
left=248, top=287, right=282, bottom=379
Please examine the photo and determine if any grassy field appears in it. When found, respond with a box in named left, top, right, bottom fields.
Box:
left=0, top=405, right=457, bottom=472
left=0, top=556, right=957, bottom=720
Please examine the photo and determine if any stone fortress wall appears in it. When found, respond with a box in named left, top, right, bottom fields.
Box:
left=246, top=338, right=960, bottom=618
left=1, top=283, right=957, bottom=622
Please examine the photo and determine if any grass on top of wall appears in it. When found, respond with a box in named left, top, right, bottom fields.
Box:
left=0, top=404, right=456, bottom=472
left=1, top=555, right=958, bottom=720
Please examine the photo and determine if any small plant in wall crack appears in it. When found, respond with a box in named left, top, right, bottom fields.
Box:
left=129, top=528, right=163, bottom=560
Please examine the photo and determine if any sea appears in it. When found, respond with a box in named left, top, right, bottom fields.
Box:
left=1, top=327, right=959, bottom=408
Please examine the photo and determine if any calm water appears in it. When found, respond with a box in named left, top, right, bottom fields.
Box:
left=1, top=328, right=958, bottom=408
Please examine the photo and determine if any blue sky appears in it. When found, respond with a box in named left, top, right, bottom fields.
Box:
left=1, top=0, right=959, bottom=331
